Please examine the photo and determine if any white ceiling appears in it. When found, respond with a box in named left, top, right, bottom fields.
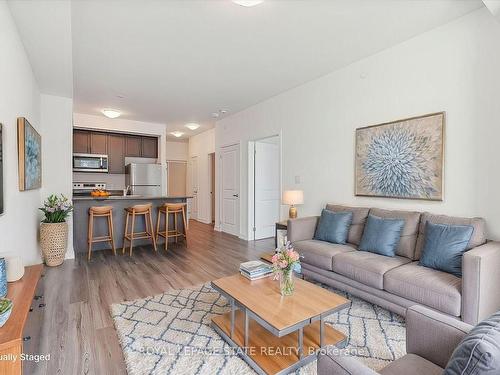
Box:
left=9, top=0, right=483, bottom=139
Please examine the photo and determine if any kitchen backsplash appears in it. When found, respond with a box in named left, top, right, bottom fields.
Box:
left=73, top=172, right=126, bottom=190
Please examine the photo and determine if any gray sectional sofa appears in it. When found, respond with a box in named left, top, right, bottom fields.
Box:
left=288, top=204, right=500, bottom=325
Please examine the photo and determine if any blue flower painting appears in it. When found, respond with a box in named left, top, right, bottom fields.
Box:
left=355, top=113, right=444, bottom=200
left=18, top=118, right=41, bottom=191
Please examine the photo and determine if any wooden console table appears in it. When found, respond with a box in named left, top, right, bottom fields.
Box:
left=275, top=220, right=288, bottom=248
left=0, top=264, right=43, bottom=375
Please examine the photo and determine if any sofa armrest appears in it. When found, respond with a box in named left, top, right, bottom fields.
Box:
left=287, top=216, right=319, bottom=243
left=462, top=240, right=500, bottom=325
left=406, top=305, right=472, bottom=368
left=317, top=349, right=379, bottom=375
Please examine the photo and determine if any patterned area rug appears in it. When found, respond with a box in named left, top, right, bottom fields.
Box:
left=111, top=282, right=405, bottom=375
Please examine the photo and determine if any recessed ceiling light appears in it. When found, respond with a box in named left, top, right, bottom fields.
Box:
left=232, top=0, right=263, bottom=7
left=220, top=109, right=228, bottom=114
left=170, top=131, right=184, bottom=138
left=102, top=109, right=121, bottom=118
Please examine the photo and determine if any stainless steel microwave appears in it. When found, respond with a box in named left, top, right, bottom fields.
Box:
left=73, top=153, right=109, bottom=173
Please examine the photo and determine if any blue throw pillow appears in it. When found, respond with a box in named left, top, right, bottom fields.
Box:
left=444, top=311, right=500, bottom=375
left=419, top=222, right=473, bottom=277
left=359, top=214, right=404, bottom=257
left=314, top=209, right=353, bottom=245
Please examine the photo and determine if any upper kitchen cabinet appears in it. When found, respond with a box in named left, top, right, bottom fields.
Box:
left=73, top=130, right=158, bottom=173
left=125, top=136, right=142, bottom=157
left=107, top=134, right=126, bottom=174
left=142, top=136, right=158, bottom=158
left=90, top=132, right=108, bottom=154
left=73, top=130, right=90, bottom=153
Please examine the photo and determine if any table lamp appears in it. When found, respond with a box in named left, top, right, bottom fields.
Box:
left=282, top=190, right=304, bottom=219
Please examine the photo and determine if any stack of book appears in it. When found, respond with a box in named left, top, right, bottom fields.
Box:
left=239, top=260, right=272, bottom=281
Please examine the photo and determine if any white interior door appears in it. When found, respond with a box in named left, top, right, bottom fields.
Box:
left=190, top=156, right=198, bottom=220
left=254, top=140, right=280, bottom=239
left=221, top=144, right=240, bottom=236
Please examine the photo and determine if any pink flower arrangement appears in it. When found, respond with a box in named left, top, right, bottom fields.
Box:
left=271, top=242, right=301, bottom=278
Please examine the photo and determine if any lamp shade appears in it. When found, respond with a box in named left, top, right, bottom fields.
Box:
left=282, top=190, right=304, bottom=205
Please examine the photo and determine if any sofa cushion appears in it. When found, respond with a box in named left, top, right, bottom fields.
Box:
left=293, top=240, right=355, bottom=271
left=359, top=214, right=405, bottom=257
left=419, top=222, right=474, bottom=277
left=370, top=208, right=421, bottom=259
left=384, top=262, right=462, bottom=316
left=332, top=251, right=411, bottom=289
left=380, top=354, right=443, bottom=375
left=325, top=204, right=369, bottom=245
left=314, top=209, right=353, bottom=245
left=444, top=311, right=500, bottom=375
left=415, top=212, right=486, bottom=260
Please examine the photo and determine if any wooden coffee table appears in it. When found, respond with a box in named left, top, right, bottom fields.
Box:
left=211, top=274, right=350, bottom=375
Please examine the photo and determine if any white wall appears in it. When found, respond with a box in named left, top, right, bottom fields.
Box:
left=0, top=3, right=40, bottom=265
left=73, top=113, right=168, bottom=194
left=216, top=8, right=500, bottom=240
left=166, top=140, right=188, bottom=161
left=41, top=94, right=74, bottom=259
left=188, top=128, right=215, bottom=224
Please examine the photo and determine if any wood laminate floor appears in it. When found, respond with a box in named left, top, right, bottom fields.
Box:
left=23, top=220, right=274, bottom=375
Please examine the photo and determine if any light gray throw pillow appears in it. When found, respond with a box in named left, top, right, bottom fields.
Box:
left=444, top=311, right=500, bottom=374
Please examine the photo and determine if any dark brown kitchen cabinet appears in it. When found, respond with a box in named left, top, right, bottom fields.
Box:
left=73, top=130, right=90, bottom=153
left=107, top=134, right=126, bottom=174
left=73, top=130, right=158, bottom=172
left=125, top=136, right=142, bottom=157
left=142, top=137, right=158, bottom=158
left=90, top=132, right=108, bottom=154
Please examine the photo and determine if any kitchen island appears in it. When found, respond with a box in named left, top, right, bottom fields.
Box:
left=73, top=196, right=192, bottom=254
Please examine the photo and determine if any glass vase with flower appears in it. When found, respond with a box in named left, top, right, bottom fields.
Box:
left=271, top=242, right=301, bottom=296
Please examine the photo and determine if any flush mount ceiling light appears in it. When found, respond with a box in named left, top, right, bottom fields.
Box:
left=170, top=131, right=184, bottom=138
left=101, top=109, right=121, bottom=119
left=185, top=123, right=200, bottom=131
left=232, top=0, right=263, bottom=7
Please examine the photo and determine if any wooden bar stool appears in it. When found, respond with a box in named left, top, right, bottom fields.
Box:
left=155, top=203, right=188, bottom=251
left=123, top=203, right=157, bottom=256
left=87, top=206, right=116, bottom=261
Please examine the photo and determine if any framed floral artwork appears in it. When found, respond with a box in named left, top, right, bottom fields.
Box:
left=18, top=117, right=42, bottom=191
left=355, top=112, right=444, bottom=201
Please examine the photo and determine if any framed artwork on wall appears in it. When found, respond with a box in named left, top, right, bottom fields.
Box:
left=355, top=112, right=445, bottom=201
left=0, top=124, right=3, bottom=214
left=17, top=117, right=42, bottom=191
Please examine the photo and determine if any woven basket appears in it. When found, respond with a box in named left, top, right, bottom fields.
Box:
left=40, top=222, right=68, bottom=267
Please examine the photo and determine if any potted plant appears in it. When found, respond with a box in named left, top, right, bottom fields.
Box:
left=39, top=194, right=73, bottom=266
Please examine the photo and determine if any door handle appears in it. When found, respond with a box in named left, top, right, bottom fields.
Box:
left=233, top=194, right=239, bottom=198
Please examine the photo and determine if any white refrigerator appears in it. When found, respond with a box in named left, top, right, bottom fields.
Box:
left=125, top=163, right=163, bottom=196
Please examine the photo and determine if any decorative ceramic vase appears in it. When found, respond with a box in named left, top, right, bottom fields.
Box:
left=279, top=269, right=294, bottom=296
left=5, top=257, right=24, bottom=282
left=0, top=258, right=7, bottom=298
left=40, top=222, right=68, bottom=267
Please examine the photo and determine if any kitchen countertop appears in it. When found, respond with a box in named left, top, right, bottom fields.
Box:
left=73, top=195, right=193, bottom=201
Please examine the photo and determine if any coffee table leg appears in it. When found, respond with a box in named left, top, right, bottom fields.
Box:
left=298, top=327, right=304, bottom=359
left=244, top=309, right=249, bottom=351
left=230, top=299, right=235, bottom=338
left=320, top=316, right=324, bottom=348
